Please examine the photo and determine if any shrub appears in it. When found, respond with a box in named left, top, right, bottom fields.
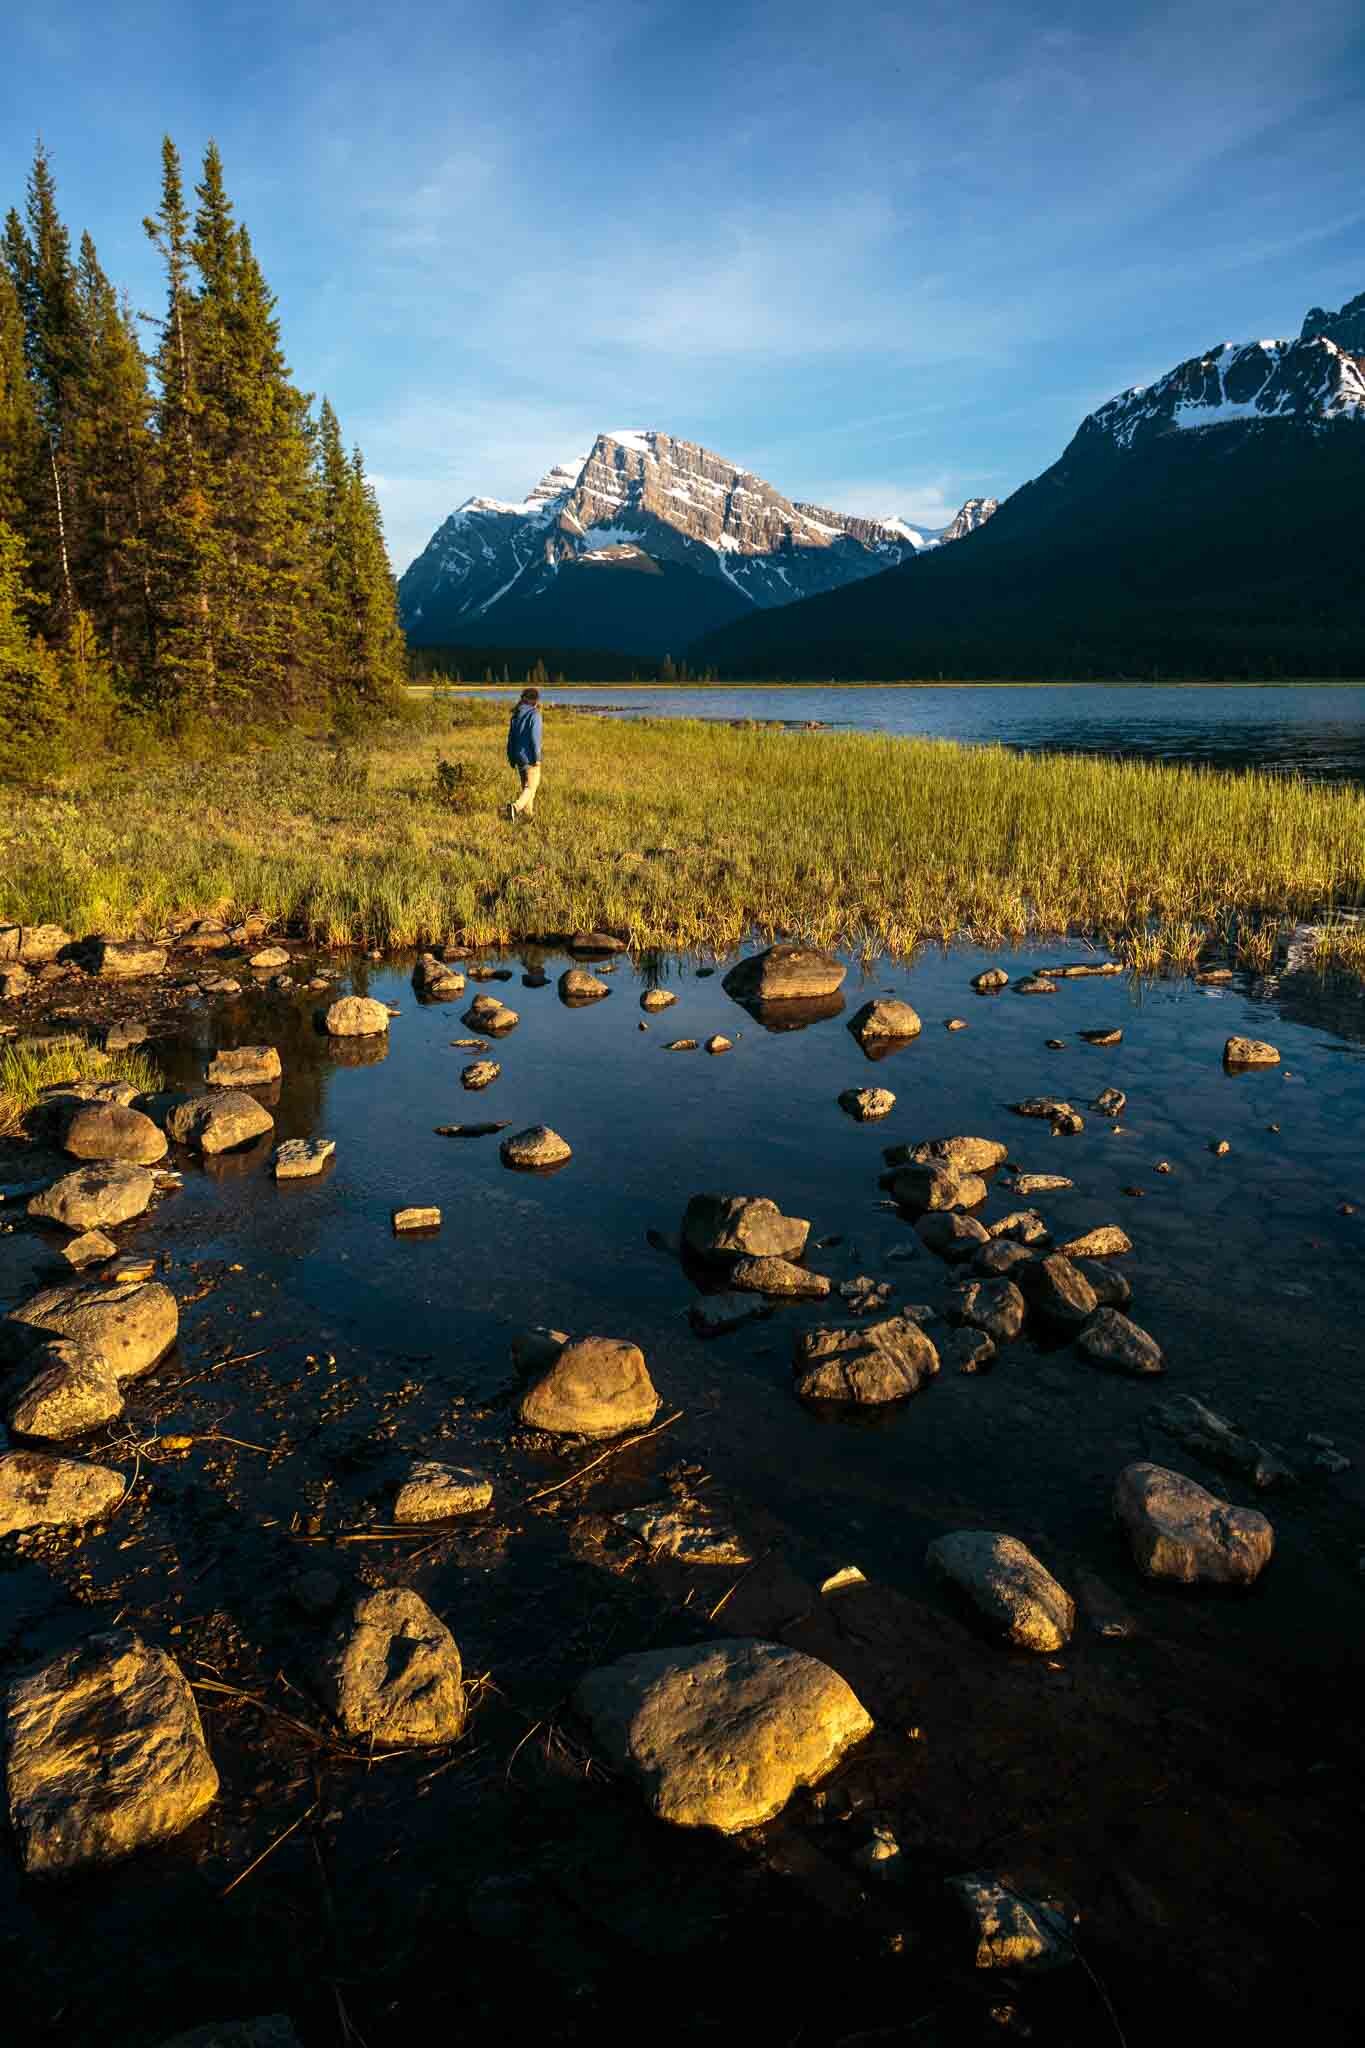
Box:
left=433, top=755, right=503, bottom=812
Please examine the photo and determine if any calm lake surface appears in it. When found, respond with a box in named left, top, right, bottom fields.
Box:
left=5, top=937, right=1364, bottom=2042
left=434, top=682, right=1365, bottom=782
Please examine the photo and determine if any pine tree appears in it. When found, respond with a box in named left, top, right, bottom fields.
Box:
left=0, top=257, right=40, bottom=537
left=73, top=233, right=158, bottom=683
left=314, top=398, right=404, bottom=719
left=7, top=146, right=87, bottom=625
left=0, top=514, right=63, bottom=776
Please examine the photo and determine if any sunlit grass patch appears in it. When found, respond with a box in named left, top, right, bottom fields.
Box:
left=0, top=1040, right=162, bottom=1137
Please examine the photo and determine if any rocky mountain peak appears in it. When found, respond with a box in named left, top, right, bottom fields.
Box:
left=938, top=496, right=999, bottom=542
left=1300, top=288, right=1365, bottom=355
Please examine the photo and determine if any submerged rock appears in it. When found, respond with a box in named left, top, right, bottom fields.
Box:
left=5, top=1630, right=218, bottom=1874
left=1153, top=1395, right=1297, bottom=1489
left=937, top=1326, right=997, bottom=1374
left=613, top=1503, right=750, bottom=1565
left=155, top=2020, right=302, bottom=2048
left=682, top=1193, right=810, bottom=1263
left=29, top=1162, right=156, bottom=1230
left=323, top=995, right=390, bottom=1037
left=1010, top=1172, right=1073, bottom=1195
left=721, top=945, right=846, bottom=1003
left=928, top=1532, right=1075, bottom=1651
left=915, top=1211, right=991, bottom=1261
left=793, top=1317, right=939, bottom=1404
left=0, top=1449, right=124, bottom=1534
left=1081, top=1027, right=1123, bottom=1045
left=8, top=1278, right=178, bottom=1379
left=1014, top=976, right=1058, bottom=995
left=1074, top=1257, right=1132, bottom=1308
left=321, top=1589, right=464, bottom=1747
left=572, top=1638, right=872, bottom=1833
left=728, top=1255, right=830, bottom=1298
left=518, top=1335, right=660, bottom=1437
left=62, top=1102, right=168, bottom=1166
left=1077, top=1308, right=1164, bottom=1375
left=205, top=1045, right=282, bottom=1087
left=1011, top=1096, right=1084, bottom=1134
left=1093, top=1086, right=1127, bottom=1115
left=461, top=1060, right=501, bottom=1090
left=947, top=1872, right=1074, bottom=1972
left=973, top=1239, right=1035, bottom=1278
left=1114, top=1462, right=1274, bottom=1585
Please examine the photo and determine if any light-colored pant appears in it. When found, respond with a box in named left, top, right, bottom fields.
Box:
left=512, top=762, right=541, bottom=814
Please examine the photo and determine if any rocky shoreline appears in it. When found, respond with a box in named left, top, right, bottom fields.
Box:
left=2, top=929, right=1362, bottom=2045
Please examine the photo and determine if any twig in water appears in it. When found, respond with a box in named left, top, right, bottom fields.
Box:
left=707, top=1545, right=777, bottom=1622
left=524, top=1408, right=684, bottom=1505
left=220, top=1800, right=319, bottom=1898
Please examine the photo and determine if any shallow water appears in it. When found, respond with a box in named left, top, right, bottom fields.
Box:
left=4, top=940, right=1365, bottom=2042
left=436, top=681, right=1365, bottom=782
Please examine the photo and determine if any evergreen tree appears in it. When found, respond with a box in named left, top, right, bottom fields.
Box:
left=0, top=257, right=40, bottom=537
left=314, top=398, right=404, bottom=718
left=73, top=233, right=158, bottom=681
left=7, top=147, right=87, bottom=624
left=0, top=514, right=62, bottom=775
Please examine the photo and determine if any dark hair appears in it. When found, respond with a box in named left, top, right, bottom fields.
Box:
left=519, top=687, right=540, bottom=705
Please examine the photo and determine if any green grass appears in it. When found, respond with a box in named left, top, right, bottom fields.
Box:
left=3, top=702, right=1365, bottom=965
left=0, top=1040, right=163, bottom=1136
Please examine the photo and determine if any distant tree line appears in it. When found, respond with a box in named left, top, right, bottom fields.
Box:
left=0, top=138, right=405, bottom=777
left=407, top=644, right=720, bottom=685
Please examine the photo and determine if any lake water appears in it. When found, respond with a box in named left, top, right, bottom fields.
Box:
left=4, top=935, right=1363, bottom=2043
left=429, top=682, right=1365, bottom=782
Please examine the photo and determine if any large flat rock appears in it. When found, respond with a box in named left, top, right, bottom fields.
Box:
left=9, top=1278, right=179, bottom=1379
left=29, top=1162, right=156, bottom=1230
left=721, top=944, right=846, bottom=1003
left=682, top=1193, right=810, bottom=1263
left=0, top=1449, right=125, bottom=1534
left=5, top=1629, right=218, bottom=1874
left=573, top=1638, right=873, bottom=1832
left=5, top=1340, right=124, bottom=1439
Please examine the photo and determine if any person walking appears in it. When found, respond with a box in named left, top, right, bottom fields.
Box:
left=506, top=686, right=543, bottom=821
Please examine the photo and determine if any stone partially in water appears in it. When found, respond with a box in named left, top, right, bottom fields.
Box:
left=5, top=1340, right=124, bottom=1440
left=321, top=1589, right=464, bottom=1747
left=641, top=987, right=678, bottom=1011
left=559, top=967, right=610, bottom=1003
left=1010, top=1173, right=1073, bottom=1195
left=1022, top=1254, right=1098, bottom=1327
left=937, top=1326, right=997, bottom=1374
left=1114, top=1462, right=1274, bottom=1585
left=167, top=1089, right=274, bottom=1155
left=721, top=945, right=846, bottom=1003
left=987, top=1208, right=1050, bottom=1245
left=324, top=996, right=390, bottom=1037
left=1078, top=1307, right=1164, bottom=1375
left=1093, top=1087, right=1127, bottom=1115
left=1224, top=1036, right=1280, bottom=1068
left=62, top=1103, right=168, bottom=1166
left=928, top=1532, right=1075, bottom=1651
left=273, top=1137, right=335, bottom=1180
left=1058, top=1225, right=1132, bottom=1259
left=1152, top=1394, right=1296, bottom=1490
left=793, top=1317, right=939, bottom=1404
left=682, top=1193, right=810, bottom=1263
left=518, top=1335, right=660, bottom=1437
left=1074, top=1257, right=1132, bottom=1308
left=900, top=1135, right=1007, bottom=1175
left=0, top=1449, right=125, bottom=1534
left=93, top=939, right=167, bottom=980
left=946, top=1872, right=1074, bottom=1972
left=572, top=1638, right=873, bottom=1833
left=951, top=1278, right=1026, bottom=1343
left=915, top=1211, right=991, bottom=1261
left=461, top=1060, right=501, bottom=1090
left=500, top=1125, right=572, bottom=1170
left=394, top=1460, right=492, bottom=1520
left=6, top=1630, right=218, bottom=1875
left=728, top=1255, right=830, bottom=1299
left=9, top=1278, right=178, bottom=1380
left=890, top=1162, right=987, bottom=1212
left=205, top=1045, right=282, bottom=1087
left=974, top=1239, right=1035, bottom=1279
left=1014, top=976, right=1058, bottom=995
left=462, top=994, right=519, bottom=1034
left=392, top=1205, right=441, bottom=1232
left=1081, top=1027, right=1123, bottom=1045
left=29, top=1162, right=156, bottom=1230
left=413, top=953, right=465, bottom=998
left=839, top=1086, right=896, bottom=1120
left=848, top=998, right=922, bottom=1045
left=971, top=969, right=1009, bottom=991
left=613, top=1504, right=750, bottom=1565
left=51, top=1228, right=119, bottom=1271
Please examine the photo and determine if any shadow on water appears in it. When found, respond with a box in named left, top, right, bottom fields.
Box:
left=2, top=934, right=1364, bottom=2044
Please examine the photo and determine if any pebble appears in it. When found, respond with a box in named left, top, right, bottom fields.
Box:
left=393, top=1460, right=493, bottom=1520
left=704, top=1035, right=733, bottom=1054
left=392, top=1206, right=441, bottom=1232
left=273, top=1137, right=336, bottom=1180
left=461, top=1060, right=501, bottom=1090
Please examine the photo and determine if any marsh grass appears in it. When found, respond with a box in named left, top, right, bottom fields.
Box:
left=1307, top=919, right=1365, bottom=977
left=4, top=705, right=1364, bottom=965
left=0, top=1041, right=163, bottom=1136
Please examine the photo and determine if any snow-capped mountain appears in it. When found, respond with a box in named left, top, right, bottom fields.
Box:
left=398, top=430, right=994, bottom=653
left=1079, top=331, right=1365, bottom=455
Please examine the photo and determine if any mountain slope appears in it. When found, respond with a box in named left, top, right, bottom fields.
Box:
left=398, top=431, right=992, bottom=656
left=695, top=295, right=1365, bottom=680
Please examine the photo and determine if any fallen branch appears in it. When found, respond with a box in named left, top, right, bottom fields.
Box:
left=524, top=1408, right=685, bottom=1506
left=220, top=1799, right=319, bottom=1898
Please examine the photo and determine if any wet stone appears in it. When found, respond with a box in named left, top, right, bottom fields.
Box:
left=1074, top=1257, right=1132, bottom=1308
left=1114, top=1462, right=1274, bottom=1585
left=937, top=1326, right=997, bottom=1374
left=703, top=1034, right=732, bottom=1055
left=687, top=1294, right=775, bottom=1339
left=793, top=1317, right=939, bottom=1405
left=1014, top=976, right=1058, bottom=995
left=947, top=1873, right=1073, bottom=1972
left=890, top=1162, right=987, bottom=1212
left=728, top=1255, right=830, bottom=1299
left=393, top=1460, right=492, bottom=1520
left=0, top=1449, right=124, bottom=1534
left=248, top=946, right=291, bottom=970
left=5, top=1341, right=124, bottom=1440
left=155, top=2018, right=302, bottom=2048
left=1077, top=1308, right=1163, bottom=1375
left=321, top=1588, right=464, bottom=1747
left=721, top=944, right=846, bottom=1003
left=1153, top=1394, right=1296, bottom=1489
left=928, top=1532, right=1075, bottom=1651
left=972, top=969, right=1009, bottom=991
left=973, top=1241, right=1035, bottom=1282
left=273, top=1137, right=335, bottom=1180
left=413, top=953, right=465, bottom=998
left=518, top=1335, right=660, bottom=1438
left=1094, top=1087, right=1127, bottom=1115
left=462, top=995, right=519, bottom=1033
left=559, top=967, right=610, bottom=1002
left=461, top=1060, right=501, bottom=1090
left=641, top=988, right=677, bottom=1011
left=1081, top=1027, right=1123, bottom=1045
left=944, top=1016, right=968, bottom=1030
left=916, top=1211, right=991, bottom=1262
left=291, top=1568, right=342, bottom=1618
left=664, top=1038, right=699, bottom=1051
left=613, top=1503, right=750, bottom=1565
left=951, top=1278, right=1026, bottom=1343
left=1059, top=1224, right=1132, bottom=1260
left=5, top=1630, right=219, bottom=1874
left=849, top=998, right=922, bottom=1045
left=500, top=1125, right=572, bottom=1170
left=572, top=1638, right=873, bottom=1833
left=1009, top=1173, right=1073, bottom=1195
left=988, top=1208, right=1050, bottom=1246
left=51, top=1228, right=118, bottom=1271
left=167, top=1089, right=273, bottom=1155
left=29, top=1162, right=156, bottom=1230
left=62, top=1102, right=168, bottom=1166
left=682, top=1193, right=809, bottom=1263
left=393, top=1205, right=441, bottom=1232
left=1023, top=1254, right=1098, bottom=1327
left=897, top=1135, right=1007, bottom=1175
left=94, top=939, right=168, bottom=980
left=205, top=1044, right=281, bottom=1087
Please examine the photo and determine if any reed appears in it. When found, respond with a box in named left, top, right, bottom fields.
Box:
left=4, top=704, right=1364, bottom=971
left=0, top=1041, right=162, bottom=1136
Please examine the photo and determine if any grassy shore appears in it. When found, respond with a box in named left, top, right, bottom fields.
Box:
left=3, top=701, right=1365, bottom=963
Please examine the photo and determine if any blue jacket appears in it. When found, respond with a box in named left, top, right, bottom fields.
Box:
left=507, top=703, right=542, bottom=767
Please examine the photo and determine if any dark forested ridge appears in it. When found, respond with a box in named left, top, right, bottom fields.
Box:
left=695, top=321, right=1365, bottom=681
left=0, top=139, right=404, bottom=776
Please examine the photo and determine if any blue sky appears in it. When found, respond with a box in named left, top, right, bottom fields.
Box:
left=4, top=0, right=1363, bottom=571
